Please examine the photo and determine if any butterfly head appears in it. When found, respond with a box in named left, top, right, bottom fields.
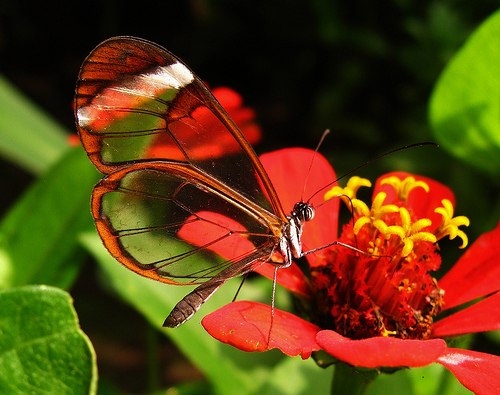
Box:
left=292, top=201, right=315, bottom=223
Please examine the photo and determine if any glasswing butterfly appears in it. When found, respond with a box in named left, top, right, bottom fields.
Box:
left=75, top=36, right=336, bottom=328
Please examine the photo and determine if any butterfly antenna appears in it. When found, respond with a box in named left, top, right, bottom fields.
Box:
left=300, top=129, right=331, bottom=201
left=307, top=141, right=438, bottom=203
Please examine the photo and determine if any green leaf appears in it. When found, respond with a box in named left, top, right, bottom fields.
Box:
left=80, top=232, right=291, bottom=395
left=0, top=148, right=100, bottom=288
left=0, top=285, right=97, bottom=394
left=429, top=10, right=500, bottom=178
left=0, top=75, right=69, bottom=175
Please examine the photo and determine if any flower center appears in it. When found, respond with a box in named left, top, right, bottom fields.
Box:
left=311, top=175, right=469, bottom=340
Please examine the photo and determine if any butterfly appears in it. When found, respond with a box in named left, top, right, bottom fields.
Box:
left=75, top=36, right=335, bottom=328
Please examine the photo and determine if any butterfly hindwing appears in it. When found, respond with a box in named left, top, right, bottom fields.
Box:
left=91, top=161, right=280, bottom=285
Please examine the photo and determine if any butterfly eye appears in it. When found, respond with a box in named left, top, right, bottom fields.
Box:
left=293, top=202, right=315, bottom=222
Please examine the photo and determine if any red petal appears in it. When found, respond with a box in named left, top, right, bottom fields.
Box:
left=253, top=262, right=310, bottom=297
left=437, top=348, right=500, bottom=395
left=439, top=222, right=500, bottom=309
left=260, top=148, right=339, bottom=267
left=201, top=301, right=321, bottom=359
left=316, top=330, right=446, bottom=368
left=432, top=291, right=500, bottom=338
left=178, top=211, right=256, bottom=260
left=374, top=171, right=454, bottom=232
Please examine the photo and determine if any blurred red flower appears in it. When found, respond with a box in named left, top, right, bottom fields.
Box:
left=148, top=86, right=261, bottom=160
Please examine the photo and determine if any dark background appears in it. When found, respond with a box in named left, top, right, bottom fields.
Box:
left=1, top=1, right=498, bottom=392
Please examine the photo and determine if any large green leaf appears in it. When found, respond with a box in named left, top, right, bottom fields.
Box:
left=429, top=10, right=500, bottom=178
left=0, top=75, right=68, bottom=175
left=0, top=285, right=96, bottom=394
left=0, top=148, right=100, bottom=288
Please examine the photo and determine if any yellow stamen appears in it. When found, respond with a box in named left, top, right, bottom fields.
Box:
left=353, top=216, right=372, bottom=234
left=371, top=192, right=400, bottom=216
left=368, top=207, right=437, bottom=257
left=434, top=199, right=470, bottom=248
left=324, top=176, right=371, bottom=206
left=397, top=208, right=436, bottom=257
left=372, top=219, right=405, bottom=239
left=353, top=191, right=399, bottom=234
left=352, top=199, right=370, bottom=218
left=381, top=327, right=398, bottom=337
left=381, top=176, right=429, bottom=201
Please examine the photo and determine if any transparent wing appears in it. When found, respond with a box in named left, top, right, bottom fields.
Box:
left=92, top=161, right=281, bottom=285
left=75, top=36, right=285, bottom=219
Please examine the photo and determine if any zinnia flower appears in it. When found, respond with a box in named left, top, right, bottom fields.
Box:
left=195, top=148, right=500, bottom=395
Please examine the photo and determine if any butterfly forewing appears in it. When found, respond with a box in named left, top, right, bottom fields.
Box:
left=75, top=36, right=283, bottom=217
left=76, top=36, right=295, bottom=326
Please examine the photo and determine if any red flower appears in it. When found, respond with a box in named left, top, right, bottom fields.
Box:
left=195, top=148, right=500, bottom=395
